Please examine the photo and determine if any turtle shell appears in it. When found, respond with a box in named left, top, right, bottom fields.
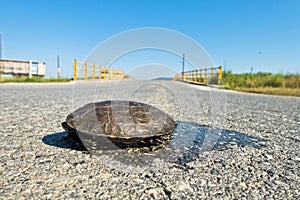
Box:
left=62, top=100, right=176, bottom=151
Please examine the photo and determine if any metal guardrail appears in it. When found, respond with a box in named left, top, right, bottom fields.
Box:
left=174, top=66, right=222, bottom=85
left=73, top=59, right=124, bottom=81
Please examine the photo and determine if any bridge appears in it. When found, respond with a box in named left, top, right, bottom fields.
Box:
left=73, top=59, right=223, bottom=85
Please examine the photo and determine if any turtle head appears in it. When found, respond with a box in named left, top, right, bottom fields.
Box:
left=66, top=113, right=76, bottom=129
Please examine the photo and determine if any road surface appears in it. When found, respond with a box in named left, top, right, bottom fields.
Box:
left=0, top=80, right=299, bottom=199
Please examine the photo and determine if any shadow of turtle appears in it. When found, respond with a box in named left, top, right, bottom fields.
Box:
left=166, top=121, right=267, bottom=164
left=42, top=121, right=267, bottom=164
left=42, top=131, right=87, bottom=151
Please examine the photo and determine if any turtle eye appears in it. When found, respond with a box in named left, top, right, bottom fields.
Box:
left=66, top=114, right=75, bottom=127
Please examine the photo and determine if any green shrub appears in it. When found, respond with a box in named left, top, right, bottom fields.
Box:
left=285, top=74, right=300, bottom=88
left=222, top=70, right=299, bottom=89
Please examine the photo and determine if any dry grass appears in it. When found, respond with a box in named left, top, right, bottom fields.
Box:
left=0, top=76, right=72, bottom=83
left=233, top=87, right=300, bottom=97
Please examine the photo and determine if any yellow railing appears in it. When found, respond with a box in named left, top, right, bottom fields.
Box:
left=73, top=59, right=124, bottom=81
left=174, top=66, right=222, bottom=85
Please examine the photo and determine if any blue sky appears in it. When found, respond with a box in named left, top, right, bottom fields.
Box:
left=0, top=0, right=299, bottom=78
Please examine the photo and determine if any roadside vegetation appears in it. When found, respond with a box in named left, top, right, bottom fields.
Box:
left=223, top=71, right=300, bottom=97
left=0, top=76, right=72, bottom=83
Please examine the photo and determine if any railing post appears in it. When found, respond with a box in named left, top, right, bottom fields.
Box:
left=107, top=67, right=109, bottom=80
left=92, top=64, right=95, bottom=80
left=200, top=69, right=202, bottom=82
left=99, top=65, right=102, bottom=80
left=110, top=68, right=114, bottom=80
left=210, top=68, right=214, bottom=83
left=218, top=66, right=222, bottom=85
left=84, top=62, right=88, bottom=80
left=73, top=59, right=77, bottom=80
left=108, top=67, right=111, bottom=80
left=192, top=70, right=194, bottom=81
left=106, top=67, right=109, bottom=80
left=204, top=69, right=207, bottom=84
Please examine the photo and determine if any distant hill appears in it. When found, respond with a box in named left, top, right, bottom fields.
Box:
left=151, top=77, right=173, bottom=80
left=122, top=75, right=135, bottom=80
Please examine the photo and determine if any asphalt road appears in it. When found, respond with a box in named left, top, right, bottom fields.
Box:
left=0, top=80, right=299, bottom=199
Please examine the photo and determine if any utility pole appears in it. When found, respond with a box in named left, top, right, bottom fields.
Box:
left=181, top=53, right=185, bottom=80
left=223, top=60, right=226, bottom=72
left=57, top=55, right=61, bottom=78
left=0, top=33, right=2, bottom=59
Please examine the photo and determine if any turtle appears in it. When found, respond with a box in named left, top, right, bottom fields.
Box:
left=62, top=100, right=176, bottom=152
